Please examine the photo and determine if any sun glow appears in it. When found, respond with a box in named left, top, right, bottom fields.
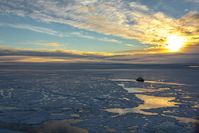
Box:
left=166, top=34, right=186, bottom=52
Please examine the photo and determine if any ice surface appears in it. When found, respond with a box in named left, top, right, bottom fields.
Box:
left=0, top=63, right=198, bottom=133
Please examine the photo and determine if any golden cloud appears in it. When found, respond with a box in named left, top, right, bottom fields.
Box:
left=58, top=2, right=199, bottom=51
left=47, top=42, right=63, bottom=47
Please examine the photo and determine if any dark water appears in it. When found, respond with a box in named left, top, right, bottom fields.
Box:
left=0, top=63, right=198, bottom=133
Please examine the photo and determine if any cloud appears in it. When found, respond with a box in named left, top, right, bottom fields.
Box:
left=0, top=1, right=197, bottom=45
left=177, top=12, right=199, bottom=45
left=47, top=42, right=63, bottom=47
left=0, top=56, right=98, bottom=63
left=0, top=56, right=65, bottom=63
left=123, top=43, right=135, bottom=48
left=185, top=0, right=199, bottom=4
left=0, top=0, right=198, bottom=52
left=0, top=23, right=61, bottom=36
left=70, top=32, right=122, bottom=44
left=0, top=47, right=111, bottom=59
left=0, top=22, right=124, bottom=45
left=105, top=53, right=199, bottom=64
left=0, top=47, right=112, bottom=63
left=0, top=46, right=199, bottom=64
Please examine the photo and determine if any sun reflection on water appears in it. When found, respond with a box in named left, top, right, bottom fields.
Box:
left=133, top=94, right=179, bottom=115
left=118, top=83, right=170, bottom=93
left=105, top=78, right=199, bottom=124
left=105, top=94, right=179, bottom=115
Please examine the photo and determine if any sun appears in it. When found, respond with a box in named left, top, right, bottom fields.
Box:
left=166, top=34, right=186, bottom=52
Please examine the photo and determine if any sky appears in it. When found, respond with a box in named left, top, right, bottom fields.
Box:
left=0, top=0, right=199, bottom=64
